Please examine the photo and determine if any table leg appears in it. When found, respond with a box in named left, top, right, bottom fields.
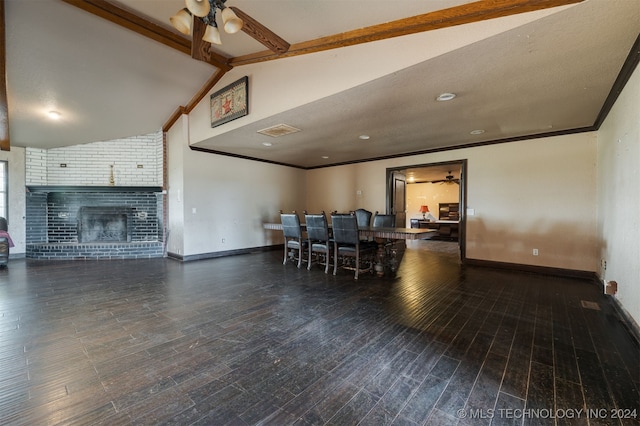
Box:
left=375, top=243, right=385, bottom=277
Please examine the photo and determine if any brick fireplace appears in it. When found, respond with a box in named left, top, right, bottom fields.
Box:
left=26, top=186, right=164, bottom=259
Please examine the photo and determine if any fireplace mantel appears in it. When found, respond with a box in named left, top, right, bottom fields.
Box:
left=27, top=186, right=163, bottom=193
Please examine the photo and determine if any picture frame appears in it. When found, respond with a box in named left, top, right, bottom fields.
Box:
left=210, top=76, right=249, bottom=128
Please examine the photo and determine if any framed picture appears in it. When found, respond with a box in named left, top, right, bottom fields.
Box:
left=210, top=76, right=248, bottom=128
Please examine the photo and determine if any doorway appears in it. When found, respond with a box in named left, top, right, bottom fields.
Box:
left=386, top=159, right=466, bottom=261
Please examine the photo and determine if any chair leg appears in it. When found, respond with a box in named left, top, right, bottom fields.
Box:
left=283, top=244, right=288, bottom=265
left=307, top=251, right=313, bottom=270
left=354, top=251, right=359, bottom=280
left=324, top=251, right=331, bottom=274
left=333, top=242, right=338, bottom=275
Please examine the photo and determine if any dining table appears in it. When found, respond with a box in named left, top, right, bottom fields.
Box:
left=263, top=222, right=437, bottom=276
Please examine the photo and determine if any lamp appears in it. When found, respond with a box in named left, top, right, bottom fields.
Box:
left=171, top=0, right=243, bottom=45
left=169, top=8, right=192, bottom=35
left=419, top=205, right=429, bottom=219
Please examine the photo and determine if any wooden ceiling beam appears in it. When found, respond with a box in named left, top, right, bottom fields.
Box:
left=230, top=7, right=290, bottom=54
left=0, top=0, right=9, bottom=151
left=162, top=68, right=227, bottom=132
left=61, top=0, right=232, bottom=71
left=230, top=0, right=584, bottom=67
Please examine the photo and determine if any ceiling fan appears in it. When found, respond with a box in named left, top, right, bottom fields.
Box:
left=170, top=0, right=290, bottom=57
left=430, top=171, right=460, bottom=185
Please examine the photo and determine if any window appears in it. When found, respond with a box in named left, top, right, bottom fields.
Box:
left=0, top=161, right=6, bottom=219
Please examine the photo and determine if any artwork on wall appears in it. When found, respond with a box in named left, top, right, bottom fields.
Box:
left=210, top=76, right=248, bottom=128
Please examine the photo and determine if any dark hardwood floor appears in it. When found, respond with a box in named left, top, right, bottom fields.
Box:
left=0, top=241, right=638, bottom=425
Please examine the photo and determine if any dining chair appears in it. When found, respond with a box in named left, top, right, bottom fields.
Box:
left=372, top=212, right=396, bottom=228
left=373, top=211, right=397, bottom=262
left=331, top=213, right=376, bottom=280
left=353, top=208, right=373, bottom=227
left=304, top=211, right=333, bottom=273
left=280, top=211, right=307, bottom=268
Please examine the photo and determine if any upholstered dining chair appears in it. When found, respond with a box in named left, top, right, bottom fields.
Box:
left=304, top=211, right=333, bottom=273
left=331, top=213, right=376, bottom=280
left=372, top=212, right=396, bottom=228
left=353, top=208, right=373, bottom=228
left=280, top=211, right=307, bottom=268
left=373, top=212, right=397, bottom=258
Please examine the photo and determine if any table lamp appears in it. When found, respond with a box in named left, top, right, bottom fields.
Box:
left=419, top=205, right=429, bottom=219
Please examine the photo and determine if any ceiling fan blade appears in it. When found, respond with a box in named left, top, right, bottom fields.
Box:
left=230, top=7, right=290, bottom=54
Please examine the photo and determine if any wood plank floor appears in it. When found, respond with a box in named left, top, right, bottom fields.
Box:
left=0, top=241, right=638, bottom=425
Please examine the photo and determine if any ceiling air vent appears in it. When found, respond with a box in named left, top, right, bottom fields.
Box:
left=257, top=124, right=301, bottom=137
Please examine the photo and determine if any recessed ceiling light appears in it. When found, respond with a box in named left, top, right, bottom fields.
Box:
left=48, top=111, right=61, bottom=120
left=262, top=142, right=272, bottom=147
left=321, top=156, right=329, bottom=159
left=358, top=135, right=370, bottom=140
left=470, top=129, right=485, bottom=135
left=436, top=93, right=456, bottom=102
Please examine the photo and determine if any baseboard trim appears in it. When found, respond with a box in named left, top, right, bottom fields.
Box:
left=463, top=258, right=596, bottom=280
left=167, top=245, right=281, bottom=262
left=606, top=292, right=640, bottom=347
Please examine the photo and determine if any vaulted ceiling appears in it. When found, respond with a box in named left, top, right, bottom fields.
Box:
left=2, top=0, right=639, bottom=169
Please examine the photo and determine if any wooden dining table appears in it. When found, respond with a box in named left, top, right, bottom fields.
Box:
left=263, top=222, right=437, bottom=276
left=263, top=222, right=435, bottom=240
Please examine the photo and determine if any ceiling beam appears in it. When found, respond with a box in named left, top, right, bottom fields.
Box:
left=230, top=0, right=584, bottom=66
left=0, top=0, right=9, bottom=151
left=61, top=0, right=232, bottom=71
left=230, top=7, right=290, bottom=54
left=162, top=68, right=228, bottom=132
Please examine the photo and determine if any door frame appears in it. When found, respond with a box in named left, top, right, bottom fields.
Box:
left=385, top=159, right=467, bottom=262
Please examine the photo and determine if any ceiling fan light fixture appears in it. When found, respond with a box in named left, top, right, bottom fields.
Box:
left=221, top=7, right=243, bottom=34
left=170, top=8, right=192, bottom=35
left=203, top=24, right=222, bottom=44
left=185, top=0, right=210, bottom=17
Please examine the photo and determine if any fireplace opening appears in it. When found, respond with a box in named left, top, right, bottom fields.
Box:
left=78, top=206, right=131, bottom=243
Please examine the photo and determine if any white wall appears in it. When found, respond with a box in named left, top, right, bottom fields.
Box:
left=26, top=131, right=163, bottom=187
left=1, top=147, right=26, bottom=255
left=597, top=64, right=640, bottom=327
left=306, top=133, right=598, bottom=272
left=166, top=116, right=186, bottom=257
left=166, top=115, right=307, bottom=258
left=407, top=182, right=460, bottom=222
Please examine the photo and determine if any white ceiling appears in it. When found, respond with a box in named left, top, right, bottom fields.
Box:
left=4, top=0, right=640, bottom=170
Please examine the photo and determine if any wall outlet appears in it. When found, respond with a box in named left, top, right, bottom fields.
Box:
left=533, top=249, right=539, bottom=256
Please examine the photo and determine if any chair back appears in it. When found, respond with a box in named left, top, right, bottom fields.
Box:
left=331, top=214, right=359, bottom=245
left=0, top=217, right=6, bottom=231
left=305, top=212, right=329, bottom=241
left=353, top=209, right=372, bottom=227
left=280, top=212, right=302, bottom=239
left=373, top=213, right=396, bottom=228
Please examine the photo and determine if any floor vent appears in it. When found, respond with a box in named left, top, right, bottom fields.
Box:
left=580, top=300, right=601, bottom=310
